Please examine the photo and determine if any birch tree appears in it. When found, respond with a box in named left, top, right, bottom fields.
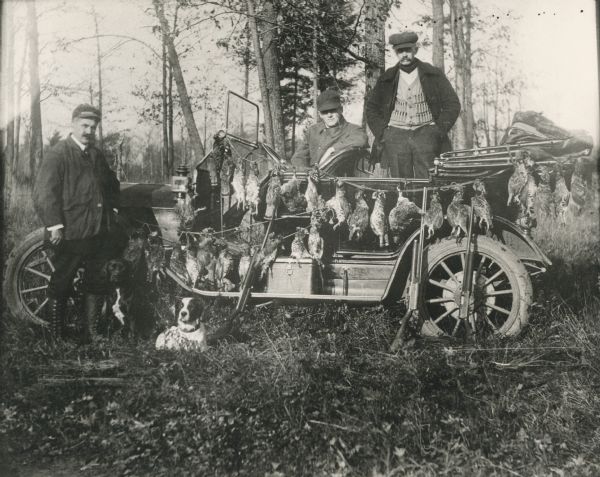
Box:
left=27, top=0, right=43, bottom=178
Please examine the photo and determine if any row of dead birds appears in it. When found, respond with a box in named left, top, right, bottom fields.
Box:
left=507, top=149, right=588, bottom=225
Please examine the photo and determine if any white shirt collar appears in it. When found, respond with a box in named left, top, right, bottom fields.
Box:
left=70, top=133, right=87, bottom=151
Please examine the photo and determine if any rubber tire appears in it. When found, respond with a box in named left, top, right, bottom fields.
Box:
left=420, top=236, right=533, bottom=338
left=3, top=227, right=49, bottom=325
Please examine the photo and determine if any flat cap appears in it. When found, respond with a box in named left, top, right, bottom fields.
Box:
left=317, top=89, right=341, bottom=112
left=389, top=31, right=418, bottom=49
left=72, top=104, right=101, bottom=122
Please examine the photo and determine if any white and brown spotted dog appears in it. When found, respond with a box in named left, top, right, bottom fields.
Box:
left=155, top=298, right=207, bottom=351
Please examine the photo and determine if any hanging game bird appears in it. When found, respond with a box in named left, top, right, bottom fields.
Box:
left=347, top=190, right=370, bottom=242
left=370, top=190, right=389, bottom=248
left=238, top=243, right=256, bottom=288
left=471, top=179, right=493, bottom=233
left=195, top=228, right=218, bottom=287
left=553, top=163, right=570, bottom=224
left=388, top=186, right=421, bottom=244
left=231, top=161, right=247, bottom=210
left=307, top=222, right=324, bottom=267
left=290, top=227, right=311, bottom=266
left=256, top=233, right=283, bottom=280
left=305, top=165, right=325, bottom=213
left=446, top=185, right=471, bottom=242
left=145, top=231, right=166, bottom=285
left=280, top=169, right=307, bottom=213
left=507, top=151, right=533, bottom=207
left=122, top=230, right=147, bottom=270
left=264, top=169, right=282, bottom=219
left=423, top=190, right=444, bottom=239
left=184, top=235, right=201, bottom=287
left=169, top=242, right=189, bottom=282
left=534, top=165, right=554, bottom=220
left=245, top=161, right=261, bottom=216
left=214, top=239, right=236, bottom=291
left=326, top=180, right=353, bottom=230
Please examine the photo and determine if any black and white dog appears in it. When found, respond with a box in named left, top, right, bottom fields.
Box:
left=155, top=298, right=207, bottom=351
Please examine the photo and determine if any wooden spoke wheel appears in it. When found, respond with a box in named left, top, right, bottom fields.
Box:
left=4, top=228, right=80, bottom=325
left=420, top=236, right=532, bottom=338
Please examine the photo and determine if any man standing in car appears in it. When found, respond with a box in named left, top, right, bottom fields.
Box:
left=33, top=104, right=125, bottom=343
left=366, top=31, right=461, bottom=178
left=291, top=89, right=369, bottom=168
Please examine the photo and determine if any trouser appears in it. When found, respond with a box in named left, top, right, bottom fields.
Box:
left=380, top=124, right=442, bottom=178
left=47, top=228, right=127, bottom=299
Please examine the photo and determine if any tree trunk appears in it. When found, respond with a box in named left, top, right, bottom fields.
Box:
left=27, top=0, right=43, bottom=180
left=92, top=7, right=103, bottom=148
left=449, top=0, right=466, bottom=149
left=362, top=0, right=386, bottom=135
left=14, top=37, right=29, bottom=177
left=168, top=64, right=174, bottom=175
left=2, top=3, right=15, bottom=205
left=152, top=0, right=209, bottom=179
left=431, top=0, right=444, bottom=70
left=291, top=67, right=298, bottom=154
left=162, top=36, right=169, bottom=180
left=312, top=14, right=319, bottom=122
left=246, top=0, right=274, bottom=148
left=260, top=0, right=286, bottom=157
left=463, top=0, right=474, bottom=148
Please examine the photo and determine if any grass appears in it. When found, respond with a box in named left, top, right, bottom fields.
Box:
left=1, top=179, right=600, bottom=476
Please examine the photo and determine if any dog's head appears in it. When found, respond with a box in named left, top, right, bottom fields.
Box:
left=177, top=297, right=204, bottom=333
left=103, top=258, right=132, bottom=285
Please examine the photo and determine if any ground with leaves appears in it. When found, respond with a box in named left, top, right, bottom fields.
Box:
left=2, top=192, right=600, bottom=476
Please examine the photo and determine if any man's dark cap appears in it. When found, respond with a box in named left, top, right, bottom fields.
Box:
left=317, top=89, right=341, bottom=112
left=72, top=104, right=101, bottom=122
left=389, top=31, right=418, bottom=49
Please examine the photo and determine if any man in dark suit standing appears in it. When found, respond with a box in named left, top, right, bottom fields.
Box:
left=366, top=31, right=461, bottom=178
left=33, top=104, right=125, bottom=343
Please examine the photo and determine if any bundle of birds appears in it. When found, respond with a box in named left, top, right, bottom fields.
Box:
left=533, top=165, right=554, bottom=220
left=214, top=239, right=235, bottom=291
left=471, top=179, right=493, bottom=233
left=423, top=190, right=444, bottom=239
left=231, top=161, right=247, bottom=210
left=245, top=161, right=261, bottom=216
left=256, top=233, right=283, bottom=280
left=347, top=190, right=370, bottom=242
left=290, top=227, right=311, bottom=266
left=446, top=185, right=471, bottom=243
left=388, top=186, right=422, bottom=244
left=553, top=163, right=570, bottom=224
left=265, top=169, right=283, bottom=219
left=195, top=228, right=218, bottom=287
left=370, top=190, right=389, bottom=247
left=145, top=231, right=166, bottom=285
left=305, top=165, right=324, bottom=213
left=280, top=169, right=307, bottom=213
left=325, top=179, right=353, bottom=230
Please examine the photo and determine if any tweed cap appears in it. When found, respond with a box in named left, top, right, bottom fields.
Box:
left=389, top=31, right=418, bottom=49
left=72, top=104, right=101, bottom=122
left=317, top=89, right=342, bottom=112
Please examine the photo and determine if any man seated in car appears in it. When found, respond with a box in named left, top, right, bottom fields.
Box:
left=291, top=89, right=369, bottom=169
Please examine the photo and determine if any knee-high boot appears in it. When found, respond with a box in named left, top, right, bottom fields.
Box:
left=46, top=297, right=67, bottom=341
left=81, top=293, right=104, bottom=344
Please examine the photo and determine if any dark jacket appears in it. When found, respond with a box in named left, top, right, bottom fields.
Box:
left=365, top=59, right=461, bottom=152
left=33, top=136, right=120, bottom=240
left=291, top=117, right=369, bottom=168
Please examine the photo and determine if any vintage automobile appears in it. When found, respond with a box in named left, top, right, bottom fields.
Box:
left=7, top=92, right=591, bottom=339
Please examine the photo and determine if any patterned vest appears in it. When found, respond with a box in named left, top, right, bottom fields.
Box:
left=388, top=72, right=434, bottom=128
